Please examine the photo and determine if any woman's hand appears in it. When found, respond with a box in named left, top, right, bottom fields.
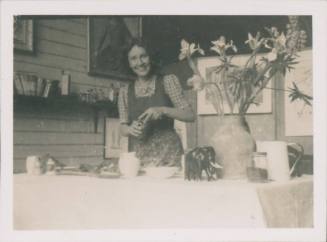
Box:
left=128, top=121, right=144, bottom=137
left=138, top=107, right=166, bottom=123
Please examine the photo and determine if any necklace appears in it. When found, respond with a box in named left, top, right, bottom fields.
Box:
left=135, top=76, right=156, bottom=97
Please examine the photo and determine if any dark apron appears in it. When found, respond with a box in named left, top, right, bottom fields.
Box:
left=127, top=76, right=183, bottom=167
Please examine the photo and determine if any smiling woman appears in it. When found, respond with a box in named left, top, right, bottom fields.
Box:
left=127, top=45, right=151, bottom=78
left=118, top=38, right=195, bottom=168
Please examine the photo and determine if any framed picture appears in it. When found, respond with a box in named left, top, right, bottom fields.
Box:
left=284, top=49, right=313, bottom=136
left=87, top=16, right=142, bottom=80
left=197, top=54, right=272, bottom=115
left=14, top=18, right=35, bottom=54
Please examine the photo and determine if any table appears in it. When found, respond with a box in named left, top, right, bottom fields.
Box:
left=256, top=176, right=313, bottom=227
left=13, top=174, right=313, bottom=230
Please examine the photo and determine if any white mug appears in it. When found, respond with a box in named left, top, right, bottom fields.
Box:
left=26, top=156, right=42, bottom=175
left=118, top=152, right=140, bottom=178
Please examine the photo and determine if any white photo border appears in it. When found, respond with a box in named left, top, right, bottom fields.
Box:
left=1, top=1, right=326, bottom=242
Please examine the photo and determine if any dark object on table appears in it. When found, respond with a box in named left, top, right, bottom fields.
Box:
left=184, top=146, right=222, bottom=181
left=39, top=153, right=65, bottom=173
left=94, top=160, right=119, bottom=173
left=79, top=163, right=95, bottom=173
left=288, top=143, right=304, bottom=177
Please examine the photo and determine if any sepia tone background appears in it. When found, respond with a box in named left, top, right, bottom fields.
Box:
left=13, top=16, right=313, bottom=173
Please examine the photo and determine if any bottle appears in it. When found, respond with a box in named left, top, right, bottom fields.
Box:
left=136, top=119, right=149, bottom=140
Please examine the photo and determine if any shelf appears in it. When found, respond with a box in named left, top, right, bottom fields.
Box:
left=14, top=94, right=119, bottom=117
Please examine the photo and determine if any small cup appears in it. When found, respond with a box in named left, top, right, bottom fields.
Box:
left=118, top=152, right=140, bottom=178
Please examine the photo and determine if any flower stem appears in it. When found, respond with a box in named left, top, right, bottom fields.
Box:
left=244, top=49, right=259, bottom=68
left=187, top=56, right=201, bottom=76
left=221, top=69, right=234, bottom=114
left=241, top=67, right=275, bottom=114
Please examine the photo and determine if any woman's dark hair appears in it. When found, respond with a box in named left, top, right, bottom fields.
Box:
left=123, top=38, right=161, bottom=78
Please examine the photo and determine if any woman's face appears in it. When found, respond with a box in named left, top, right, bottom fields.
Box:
left=128, top=45, right=151, bottom=78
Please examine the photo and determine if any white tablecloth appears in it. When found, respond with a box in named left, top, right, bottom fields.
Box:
left=14, top=174, right=267, bottom=229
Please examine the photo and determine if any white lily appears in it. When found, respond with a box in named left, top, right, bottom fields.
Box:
left=274, top=32, right=287, bottom=54
left=229, top=40, right=238, bottom=53
left=263, top=39, right=272, bottom=49
left=245, top=32, right=264, bottom=50
left=189, top=43, right=196, bottom=55
left=245, top=33, right=255, bottom=49
left=197, top=44, right=205, bottom=55
left=211, top=36, right=226, bottom=48
left=211, top=36, right=237, bottom=56
left=271, top=27, right=279, bottom=38
left=210, top=37, right=226, bottom=55
left=179, top=39, right=205, bottom=61
left=178, top=39, right=190, bottom=60
left=276, top=32, right=287, bottom=46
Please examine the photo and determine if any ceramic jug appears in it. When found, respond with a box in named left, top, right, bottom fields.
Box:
left=256, top=141, right=303, bottom=182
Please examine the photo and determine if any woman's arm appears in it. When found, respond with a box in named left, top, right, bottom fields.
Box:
left=138, top=106, right=194, bottom=123
left=162, top=105, right=195, bottom=122
left=138, top=74, right=195, bottom=123
left=137, top=74, right=196, bottom=123
left=162, top=74, right=195, bottom=122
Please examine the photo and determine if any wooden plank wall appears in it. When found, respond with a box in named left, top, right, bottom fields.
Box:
left=13, top=17, right=118, bottom=173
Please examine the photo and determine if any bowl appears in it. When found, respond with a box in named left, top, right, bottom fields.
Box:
left=144, top=167, right=179, bottom=179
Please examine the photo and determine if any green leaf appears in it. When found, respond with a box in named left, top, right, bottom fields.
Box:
left=288, top=82, right=313, bottom=106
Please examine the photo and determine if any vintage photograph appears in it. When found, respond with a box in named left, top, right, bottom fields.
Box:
left=1, top=1, right=326, bottom=240
left=10, top=14, right=315, bottom=230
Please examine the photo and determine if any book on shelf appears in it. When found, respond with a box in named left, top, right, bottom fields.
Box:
left=14, top=73, right=24, bottom=95
left=36, top=77, right=45, bottom=97
left=48, top=80, right=60, bottom=97
left=16, top=74, right=38, bottom=96
left=14, top=74, right=63, bottom=98
left=42, top=80, right=52, bottom=98
left=61, top=73, right=70, bottom=95
left=27, top=75, right=38, bottom=96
